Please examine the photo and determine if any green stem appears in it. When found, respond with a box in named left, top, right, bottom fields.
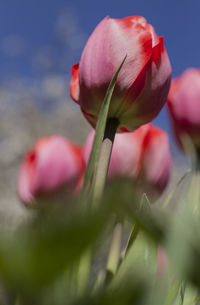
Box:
left=77, top=118, right=119, bottom=292
left=93, top=270, right=105, bottom=291
left=179, top=282, right=186, bottom=305
left=90, top=118, right=119, bottom=205
left=163, top=280, right=181, bottom=305
left=15, top=297, right=21, bottom=305
left=105, top=223, right=122, bottom=285
left=77, top=250, right=91, bottom=295
left=188, top=170, right=200, bottom=218
left=80, top=56, right=127, bottom=205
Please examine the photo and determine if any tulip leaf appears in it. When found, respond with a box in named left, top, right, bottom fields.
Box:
left=182, top=285, right=197, bottom=305
left=187, top=171, right=200, bottom=219
left=0, top=206, right=109, bottom=295
left=103, top=179, right=166, bottom=243
left=2, top=178, right=200, bottom=304
left=166, top=282, right=197, bottom=305
left=111, top=229, right=157, bottom=291
left=123, top=193, right=151, bottom=258
left=165, top=207, right=200, bottom=287
left=71, top=272, right=149, bottom=305
left=160, top=170, right=191, bottom=210
left=80, top=56, right=127, bottom=204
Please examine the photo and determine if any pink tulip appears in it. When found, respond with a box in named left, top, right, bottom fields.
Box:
left=167, top=68, right=200, bottom=151
left=70, top=16, right=171, bottom=132
left=137, top=124, right=172, bottom=194
left=17, top=135, right=84, bottom=206
left=83, top=129, right=143, bottom=178
left=83, top=124, right=171, bottom=197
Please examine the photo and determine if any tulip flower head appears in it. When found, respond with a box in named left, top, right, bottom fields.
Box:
left=17, top=135, right=84, bottom=206
left=83, top=129, right=142, bottom=178
left=136, top=124, right=172, bottom=195
left=70, top=16, right=171, bottom=132
left=83, top=124, right=171, bottom=199
left=167, top=68, right=200, bottom=156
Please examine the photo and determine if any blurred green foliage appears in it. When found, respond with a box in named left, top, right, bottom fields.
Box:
left=0, top=176, right=199, bottom=304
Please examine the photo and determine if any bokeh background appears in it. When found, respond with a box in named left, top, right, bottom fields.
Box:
left=0, top=0, right=199, bottom=221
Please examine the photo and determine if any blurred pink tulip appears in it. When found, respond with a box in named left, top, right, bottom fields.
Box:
left=83, top=129, right=142, bottom=178
left=157, top=246, right=168, bottom=278
left=70, top=16, right=171, bottom=132
left=17, top=135, right=84, bottom=206
left=137, top=124, right=172, bottom=194
left=167, top=68, right=200, bottom=152
left=83, top=124, right=171, bottom=198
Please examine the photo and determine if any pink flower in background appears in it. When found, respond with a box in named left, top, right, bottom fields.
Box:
left=83, top=124, right=171, bottom=198
left=83, top=129, right=142, bottom=178
left=17, top=135, right=84, bottom=206
left=157, top=246, right=168, bottom=278
left=137, top=124, right=172, bottom=194
left=167, top=68, right=200, bottom=151
left=70, top=16, right=171, bottom=132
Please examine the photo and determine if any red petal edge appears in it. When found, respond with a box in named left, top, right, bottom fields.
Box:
left=70, top=63, right=80, bottom=104
left=152, top=37, right=164, bottom=67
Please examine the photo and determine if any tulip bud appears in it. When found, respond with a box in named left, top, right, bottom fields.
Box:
left=83, top=124, right=171, bottom=198
left=83, top=129, right=142, bottom=178
left=167, top=68, right=200, bottom=154
left=70, top=16, right=171, bottom=132
left=137, top=124, right=172, bottom=195
left=17, top=135, right=84, bottom=206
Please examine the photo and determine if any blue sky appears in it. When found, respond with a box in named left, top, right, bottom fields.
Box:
left=0, top=0, right=200, bottom=138
left=1, top=0, right=200, bottom=76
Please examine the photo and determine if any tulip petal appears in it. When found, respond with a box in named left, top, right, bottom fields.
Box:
left=70, top=16, right=171, bottom=132
left=83, top=123, right=171, bottom=198
left=116, top=56, right=149, bottom=119
left=78, top=16, right=153, bottom=118
left=168, top=69, right=200, bottom=126
left=81, top=107, right=97, bottom=129
left=167, top=69, right=200, bottom=150
left=17, top=151, right=36, bottom=203
left=139, top=126, right=171, bottom=193
left=119, top=38, right=171, bottom=131
left=70, top=63, right=80, bottom=104
left=32, top=137, right=80, bottom=194
left=17, top=136, right=84, bottom=205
